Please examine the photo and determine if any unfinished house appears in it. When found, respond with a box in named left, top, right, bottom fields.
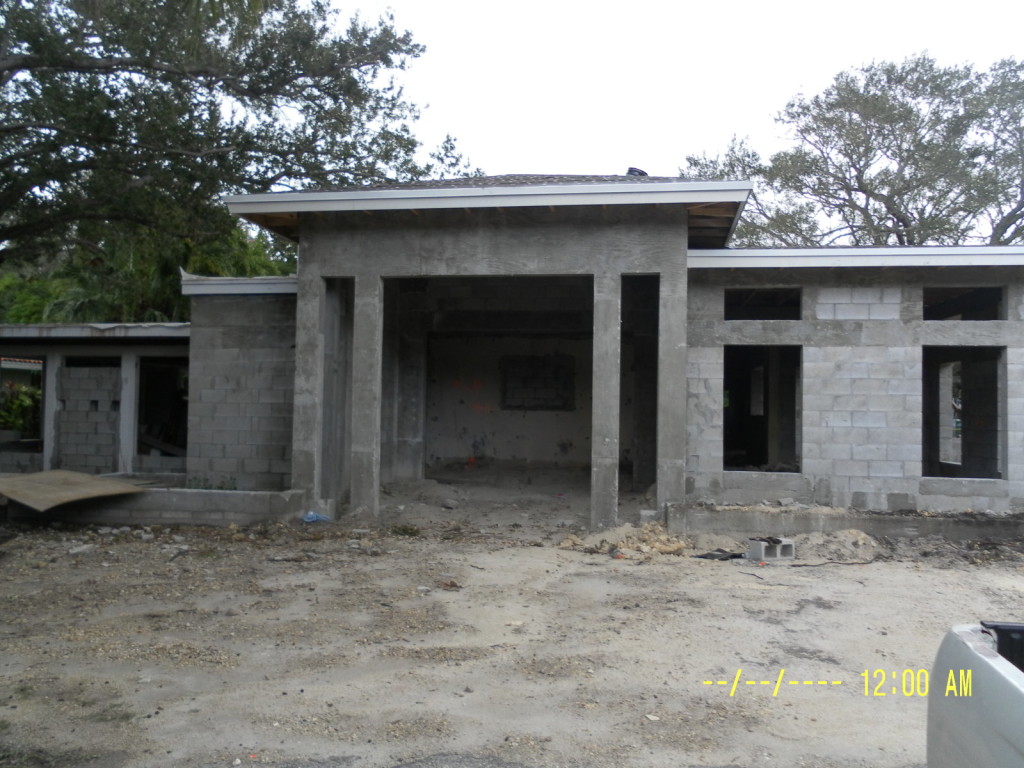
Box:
left=3, top=175, right=1024, bottom=528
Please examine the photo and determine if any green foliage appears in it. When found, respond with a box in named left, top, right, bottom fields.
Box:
left=0, top=382, right=42, bottom=434
left=684, top=55, right=1024, bottom=247
left=0, top=0, right=474, bottom=321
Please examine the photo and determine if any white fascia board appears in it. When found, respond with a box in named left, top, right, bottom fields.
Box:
left=180, top=270, right=298, bottom=296
left=224, top=180, right=752, bottom=215
left=0, top=359, right=44, bottom=370
left=689, top=246, right=1024, bottom=269
left=0, top=324, right=190, bottom=340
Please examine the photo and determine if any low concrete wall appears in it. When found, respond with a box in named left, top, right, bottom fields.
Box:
left=8, top=487, right=307, bottom=527
left=669, top=503, right=1024, bottom=541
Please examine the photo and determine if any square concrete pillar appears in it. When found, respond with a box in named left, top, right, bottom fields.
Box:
left=42, top=354, right=63, bottom=471
left=290, top=274, right=326, bottom=502
left=657, top=264, right=688, bottom=512
left=118, top=353, right=138, bottom=473
left=350, top=275, right=384, bottom=516
left=591, top=273, right=622, bottom=529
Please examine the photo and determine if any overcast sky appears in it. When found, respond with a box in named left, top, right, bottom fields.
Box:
left=348, top=0, right=1023, bottom=178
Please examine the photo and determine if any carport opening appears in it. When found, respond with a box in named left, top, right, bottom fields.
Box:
left=923, top=346, right=1004, bottom=478
left=723, top=345, right=801, bottom=472
left=382, top=276, right=595, bottom=495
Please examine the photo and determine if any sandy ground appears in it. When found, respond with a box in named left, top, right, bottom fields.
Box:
left=2, top=477, right=1024, bottom=768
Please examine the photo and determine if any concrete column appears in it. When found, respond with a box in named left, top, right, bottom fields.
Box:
left=350, top=274, right=384, bottom=516
left=656, top=262, right=688, bottom=513
left=290, top=274, right=325, bottom=500
left=591, top=273, right=621, bottom=529
left=118, top=353, right=138, bottom=473
left=317, top=279, right=350, bottom=506
left=42, top=354, right=63, bottom=471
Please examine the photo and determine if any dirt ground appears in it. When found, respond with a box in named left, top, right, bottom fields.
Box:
left=2, top=477, right=1024, bottom=768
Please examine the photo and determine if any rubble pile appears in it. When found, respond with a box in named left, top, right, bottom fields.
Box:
left=559, top=522, right=691, bottom=557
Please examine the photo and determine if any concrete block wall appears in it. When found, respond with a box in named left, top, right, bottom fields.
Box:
left=56, top=365, right=120, bottom=473
left=0, top=451, right=43, bottom=473
left=686, top=267, right=1024, bottom=513
left=186, top=294, right=297, bottom=491
left=801, top=345, right=921, bottom=510
left=398, top=277, right=596, bottom=471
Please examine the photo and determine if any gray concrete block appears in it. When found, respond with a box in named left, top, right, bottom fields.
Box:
left=834, top=304, right=872, bottom=320
left=868, top=461, right=904, bottom=478
left=852, top=411, right=887, bottom=428
left=747, top=538, right=795, bottom=561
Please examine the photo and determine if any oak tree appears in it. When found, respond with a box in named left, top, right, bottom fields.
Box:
left=685, top=55, right=1024, bottom=248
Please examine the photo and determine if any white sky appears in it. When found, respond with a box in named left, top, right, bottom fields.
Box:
left=347, top=0, right=1024, bottom=178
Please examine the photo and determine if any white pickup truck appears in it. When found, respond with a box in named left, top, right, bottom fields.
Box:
left=927, top=622, right=1024, bottom=767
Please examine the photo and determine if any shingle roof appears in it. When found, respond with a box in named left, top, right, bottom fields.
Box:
left=353, top=173, right=694, bottom=191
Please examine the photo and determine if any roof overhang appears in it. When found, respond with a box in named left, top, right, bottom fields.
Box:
left=225, top=179, right=752, bottom=249
left=180, top=270, right=297, bottom=296
left=0, top=323, right=190, bottom=341
left=689, top=246, right=1024, bottom=269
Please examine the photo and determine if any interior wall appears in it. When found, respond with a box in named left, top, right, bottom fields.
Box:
left=425, top=336, right=592, bottom=469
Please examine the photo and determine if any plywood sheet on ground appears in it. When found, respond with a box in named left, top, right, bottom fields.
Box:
left=0, top=470, right=143, bottom=512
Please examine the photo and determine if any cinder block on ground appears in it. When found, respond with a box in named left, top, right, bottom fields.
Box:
left=747, top=537, right=795, bottom=561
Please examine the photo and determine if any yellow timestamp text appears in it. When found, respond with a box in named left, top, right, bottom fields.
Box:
left=862, top=668, right=972, bottom=697
left=701, top=668, right=973, bottom=697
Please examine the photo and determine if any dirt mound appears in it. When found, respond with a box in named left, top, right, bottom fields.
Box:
left=559, top=522, right=692, bottom=557
left=792, top=528, right=881, bottom=562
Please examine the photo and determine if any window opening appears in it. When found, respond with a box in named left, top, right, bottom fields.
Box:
left=725, top=288, right=801, bottom=320
left=0, top=357, right=43, bottom=449
left=724, top=345, right=801, bottom=472
left=923, top=287, right=1004, bottom=320
left=137, top=358, right=188, bottom=457
left=923, top=347, right=1003, bottom=478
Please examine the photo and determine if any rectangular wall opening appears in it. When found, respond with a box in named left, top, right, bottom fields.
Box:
left=0, top=357, right=44, bottom=472
left=379, top=276, right=594, bottom=494
left=725, top=288, right=801, bottom=320
left=621, top=274, right=659, bottom=492
left=923, top=346, right=1004, bottom=478
left=923, top=287, right=1005, bottom=320
left=137, top=357, right=188, bottom=468
left=724, top=345, right=801, bottom=472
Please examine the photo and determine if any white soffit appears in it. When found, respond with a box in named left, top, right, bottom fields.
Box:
left=689, top=246, right=1024, bottom=269
left=224, top=180, right=753, bottom=215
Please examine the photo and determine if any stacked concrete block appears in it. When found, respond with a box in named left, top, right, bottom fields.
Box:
left=0, top=452, right=43, bottom=473
left=685, top=267, right=1024, bottom=513
left=814, top=286, right=902, bottom=321
left=186, top=294, right=296, bottom=491
left=802, top=345, right=921, bottom=510
left=56, top=365, right=120, bottom=474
